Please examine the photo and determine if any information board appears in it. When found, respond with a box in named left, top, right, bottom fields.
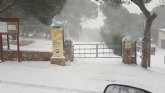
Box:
left=52, top=26, right=64, bottom=57
left=0, top=22, right=7, bottom=33
left=0, top=18, right=20, bottom=62
left=125, top=41, right=132, bottom=49
left=0, top=18, right=19, bottom=34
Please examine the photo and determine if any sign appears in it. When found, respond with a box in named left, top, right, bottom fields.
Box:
left=52, top=26, right=64, bottom=57
left=125, top=41, right=132, bottom=49
left=0, top=22, right=7, bottom=33
left=0, top=18, right=19, bottom=34
left=0, top=18, right=20, bottom=62
left=8, top=25, right=17, bottom=30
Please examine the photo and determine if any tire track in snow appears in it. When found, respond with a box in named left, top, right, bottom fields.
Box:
left=0, top=80, right=101, bottom=93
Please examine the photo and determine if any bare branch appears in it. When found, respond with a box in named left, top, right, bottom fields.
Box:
left=0, top=0, right=3, bottom=4
left=131, top=0, right=150, bottom=18
left=151, top=12, right=157, bottom=19
left=0, top=0, right=16, bottom=13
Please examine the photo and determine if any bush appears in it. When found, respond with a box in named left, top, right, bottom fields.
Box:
left=111, top=34, right=123, bottom=56
left=101, top=31, right=123, bottom=56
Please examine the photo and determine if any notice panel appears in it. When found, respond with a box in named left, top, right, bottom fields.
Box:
left=0, top=18, right=19, bottom=34
left=52, top=26, right=64, bottom=57
left=0, top=22, right=7, bottom=33
left=8, top=25, right=16, bottom=30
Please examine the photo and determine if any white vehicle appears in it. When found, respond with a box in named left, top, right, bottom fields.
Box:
left=104, top=84, right=151, bottom=93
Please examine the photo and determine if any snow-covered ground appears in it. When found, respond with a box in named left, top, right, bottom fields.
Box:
left=1, top=38, right=165, bottom=93
left=3, top=38, right=52, bottom=52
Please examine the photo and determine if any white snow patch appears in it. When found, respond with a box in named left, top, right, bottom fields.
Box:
left=1, top=38, right=165, bottom=93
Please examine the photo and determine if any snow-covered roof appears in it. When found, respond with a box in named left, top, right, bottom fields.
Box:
left=159, top=29, right=165, bottom=32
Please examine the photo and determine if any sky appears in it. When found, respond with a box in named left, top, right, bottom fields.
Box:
left=82, top=0, right=163, bottom=29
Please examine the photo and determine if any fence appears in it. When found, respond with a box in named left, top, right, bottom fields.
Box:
left=73, top=43, right=122, bottom=58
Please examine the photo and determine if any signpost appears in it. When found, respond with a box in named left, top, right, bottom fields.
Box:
left=52, top=26, right=64, bottom=57
left=50, top=25, right=65, bottom=66
left=122, top=36, right=136, bottom=64
left=0, top=18, right=20, bottom=62
left=125, top=41, right=132, bottom=49
left=0, top=34, right=3, bottom=62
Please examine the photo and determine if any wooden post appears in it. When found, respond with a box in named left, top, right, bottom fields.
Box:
left=17, top=18, right=20, bottom=62
left=0, top=18, right=20, bottom=62
left=134, top=41, right=137, bottom=64
left=17, top=34, right=20, bottom=62
left=0, top=34, right=4, bottom=62
left=7, top=34, right=10, bottom=50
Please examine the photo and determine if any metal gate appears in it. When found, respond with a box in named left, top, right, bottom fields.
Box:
left=73, top=43, right=122, bottom=58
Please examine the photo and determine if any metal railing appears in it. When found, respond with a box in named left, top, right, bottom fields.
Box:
left=73, top=43, right=122, bottom=58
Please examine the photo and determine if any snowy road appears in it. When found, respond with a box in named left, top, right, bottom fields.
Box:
left=1, top=38, right=165, bottom=93
left=0, top=56, right=165, bottom=93
left=0, top=80, right=98, bottom=93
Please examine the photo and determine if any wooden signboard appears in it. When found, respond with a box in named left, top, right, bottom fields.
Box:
left=0, top=18, right=19, bottom=34
left=0, top=18, right=20, bottom=62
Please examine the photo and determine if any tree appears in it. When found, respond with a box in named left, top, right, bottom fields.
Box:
left=100, top=5, right=143, bottom=40
left=100, top=5, right=143, bottom=56
left=0, top=0, right=66, bottom=38
left=0, top=0, right=16, bottom=13
left=0, top=0, right=66, bottom=25
left=131, top=0, right=157, bottom=68
left=151, top=5, right=165, bottom=43
left=96, top=0, right=157, bottom=68
left=54, top=0, right=98, bottom=41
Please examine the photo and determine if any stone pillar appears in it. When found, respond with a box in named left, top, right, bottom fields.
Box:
left=123, top=49, right=132, bottom=64
left=122, top=36, right=135, bottom=64
left=51, top=57, right=65, bottom=66
left=64, top=40, right=74, bottom=62
left=50, top=25, right=65, bottom=66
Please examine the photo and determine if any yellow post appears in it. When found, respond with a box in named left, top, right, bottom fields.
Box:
left=50, top=25, right=65, bottom=66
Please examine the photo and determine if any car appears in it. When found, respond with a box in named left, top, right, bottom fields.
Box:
left=104, top=84, right=151, bottom=93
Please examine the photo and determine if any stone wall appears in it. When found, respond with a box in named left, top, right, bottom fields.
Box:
left=3, top=50, right=52, bottom=61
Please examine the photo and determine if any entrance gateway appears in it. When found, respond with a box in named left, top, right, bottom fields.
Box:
left=73, top=43, right=122, bottom=58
